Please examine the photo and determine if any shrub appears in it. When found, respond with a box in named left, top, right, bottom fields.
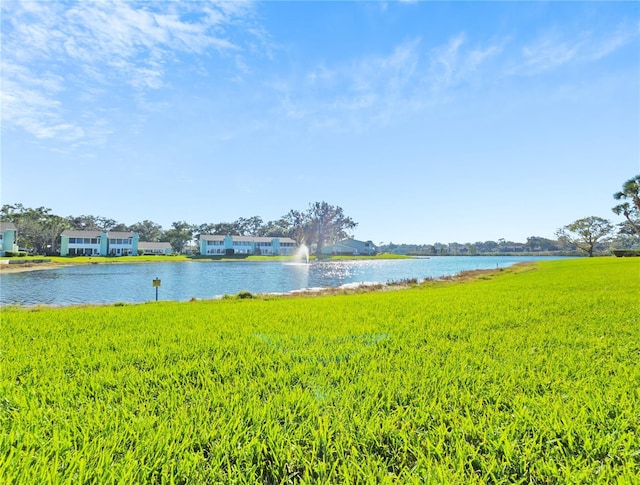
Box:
left=612, top=249, right=640, bottom=257
left=4, top=251, right=27, bottom=257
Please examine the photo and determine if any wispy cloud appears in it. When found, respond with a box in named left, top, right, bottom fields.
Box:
left=271, top=38, right=423, bottom=131
left=518, top=34, right=582, bottom=74
left=269, top=13, right=635, bottom=135
left=428, top=33, right=503, bottom=93
left=511, top=21, right=638, bottom=75
left=273, top=34, right=502, bottom=131
left=1, top=1, right=258, bottom=147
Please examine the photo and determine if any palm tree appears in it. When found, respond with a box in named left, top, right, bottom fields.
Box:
left=612, top=174, right=640, bottom=237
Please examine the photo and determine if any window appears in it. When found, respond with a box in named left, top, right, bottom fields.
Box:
left=69, top=238, right=76, bottom=243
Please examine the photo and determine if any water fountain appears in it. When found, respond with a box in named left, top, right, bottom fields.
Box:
left=293, top=243, right=310, bottom=264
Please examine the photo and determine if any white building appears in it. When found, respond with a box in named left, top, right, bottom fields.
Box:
left=138, top=241, right=173, bottom=255
left=199, top=235, right=297, bottom=256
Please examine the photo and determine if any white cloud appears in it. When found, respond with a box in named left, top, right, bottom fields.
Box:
left=1, top=1, right=259, bottom=148
left=275, top=34, right=503, bottom=132
left=274, top=38, right=423, bottom=130
left=585, top=22, right=640, bottom=62
left=520, top=35, right=581, bottom=74
left=431, top=33, right=465, bottom=85
left=428, top=33, right=503, bottom=91
left=511, top=22, right=638, bottom=75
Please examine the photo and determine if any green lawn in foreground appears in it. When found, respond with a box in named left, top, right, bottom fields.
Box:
left=1, top=258, right=638, bottom=483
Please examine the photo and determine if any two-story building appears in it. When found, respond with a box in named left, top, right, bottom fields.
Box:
left=60, top=230, right=139, bottom=256
left=0, top=222, right=19, bottom=255
left=199, top=235, right=297, bottom=256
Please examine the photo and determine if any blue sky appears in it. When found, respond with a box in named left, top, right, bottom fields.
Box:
left=2, top=1, right=639, bottom=244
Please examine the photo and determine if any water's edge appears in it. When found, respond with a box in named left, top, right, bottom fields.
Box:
left=1, top=256, right=568, bottom=307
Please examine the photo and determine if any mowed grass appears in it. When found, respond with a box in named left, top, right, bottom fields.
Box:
left=1, top=258, right=638, bottom=483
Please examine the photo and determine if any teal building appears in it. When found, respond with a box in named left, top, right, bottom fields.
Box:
left=0, top=222, right=18, bottom=255
left=60, top=230, right=139, bottom=256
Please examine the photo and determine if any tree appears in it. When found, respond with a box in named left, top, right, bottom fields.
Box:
left=259, top=219, right=289, bottom=237
left=234, top=216, right=264, bottom=236
left=280, top=210, right=307, bottom=244
left=194, top=223, right=217, bottom=239
left=612, top=174, right=640, bottom=237
left=556, top=216, right=614, bottom=257
left=1, top=204, right=68, bottom=254
left=130, top=220, right=164, bottom=242
left=164, top=221, right=195, bottom=254
left=67, top=215, right=120, bottom=231
left=524, top=236, right=559, bottom=252
left=211, top=222, right=236, bottom=235
left=304, top=202, right=357, bottom=255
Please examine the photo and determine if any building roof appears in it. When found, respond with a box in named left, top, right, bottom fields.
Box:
left=0, top=222, right=17, bottom=231
left=322, top=243, right=358, bottom=253
left=199, top=234, right=226, bottom=241
left=200, top=234, right=297, bottom=244
left=61, top=230, right=135, bottom=238
left=337, top=238, right=376, bottom=247
left=138, top=241, right=172, bottom=250
left=61, top=229, right=103, bottom=238
left=107, top=231, right=135, bottom=238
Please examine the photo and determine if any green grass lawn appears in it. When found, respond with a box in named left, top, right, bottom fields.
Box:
left=1, top=258, right=638, bottom=483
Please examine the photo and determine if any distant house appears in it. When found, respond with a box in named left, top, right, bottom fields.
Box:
left=199, top=235, right=298, bottom=256
left=0, top=222, right=18, bottom=255
left=60, top=230, right=139, bottom=256
left=320, top=239, right=377, bottom=256
left=138, top=241, right=173, bottom=255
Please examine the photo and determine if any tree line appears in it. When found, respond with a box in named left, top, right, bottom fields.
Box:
left=0, top=201, right=357, bottom=256
left=556, top=174, right=640, bottom=256
left=382, top=174, right=640, bottom=257
left=2, top=175, right=638, bottom=257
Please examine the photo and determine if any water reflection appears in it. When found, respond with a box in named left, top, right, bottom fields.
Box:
left=1, top=256, right=565, bottom=307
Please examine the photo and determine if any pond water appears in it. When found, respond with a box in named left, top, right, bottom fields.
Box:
left=0, top=256, right=566, bottom=307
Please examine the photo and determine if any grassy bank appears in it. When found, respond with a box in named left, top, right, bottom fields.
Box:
left=1, top=258, right=638, bottom=483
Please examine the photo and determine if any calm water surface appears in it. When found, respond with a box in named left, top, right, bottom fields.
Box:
left=1, top=256, right=565, bottom=306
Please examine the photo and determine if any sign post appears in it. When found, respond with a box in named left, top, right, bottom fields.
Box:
left=152, top=278, right=161, bottom=301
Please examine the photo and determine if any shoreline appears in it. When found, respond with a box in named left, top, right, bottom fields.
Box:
left=0, top=254, right=410, bottom=274
left=0, top=261, right=86, bottom=274
left=1, top=263, right=537, bottom=309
